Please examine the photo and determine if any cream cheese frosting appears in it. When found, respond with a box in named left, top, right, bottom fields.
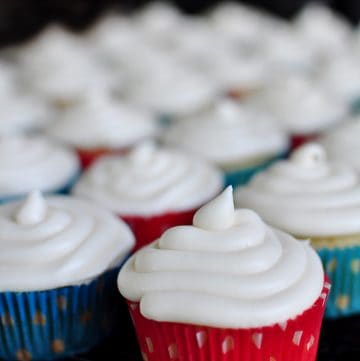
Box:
left=118, top=187, right=324, bottom=328
left=46, top=92, right=159, bottom=149
left=235, top=143, right=360, bottom=237
left=320, top=118, right=360, bottom=172
left=73, top=142, right=223, bottom=215
left=0, top=135, right=79, bottom=198
left=163, top=100, right=289, bottom=167
left=251, top=75, right=347, bottom=135
left=0, top=191, right=134, bottom=291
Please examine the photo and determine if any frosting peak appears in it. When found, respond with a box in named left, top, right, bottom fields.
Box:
left=193, top=186, right=234, bottom=230
left=128, top=141, right=157, bottom=164
left=290, top=143, right=327, bottom=168
left=15, top=190, right=47, bottom=226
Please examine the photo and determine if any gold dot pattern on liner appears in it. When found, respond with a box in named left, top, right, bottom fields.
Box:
left=326, top=259, right=337, bottom=273
left=51, top=339, right=65, bottom=354
left=32, top=311, right=46, bottom=326
left=336, top=295, right=350, bottom=310
left=1, top=312, right=14, bottom=326
left=16, top=349, right=32, bottom=361
left=351, top=259, right=360, bottom=273
left=56, top=296, right=67, bottom=311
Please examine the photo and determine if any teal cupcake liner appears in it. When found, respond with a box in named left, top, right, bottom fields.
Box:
left=350, top=97, right=360, bottom=115
left=0, top=170, right=80, bottom=205
left=225, top=151, right=288, bottom=188
left=318, top=246, right=360, bottom=318
left=0, top=267, right=122, bottom=360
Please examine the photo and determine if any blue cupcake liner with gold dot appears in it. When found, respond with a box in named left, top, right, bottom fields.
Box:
left=0, top=267, right=122, bottom=360
left=318, top=247, right=360, bottom=318
left=225, top=151, right=289, bottom=188
left=0, top=170, right=81, bottom=205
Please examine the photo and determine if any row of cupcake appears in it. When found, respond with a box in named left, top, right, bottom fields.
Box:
left=0, top=2, right=359, bottom=141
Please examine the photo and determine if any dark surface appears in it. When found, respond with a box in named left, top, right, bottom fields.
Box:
left=0, top=0, right=359, bottom=47
left=62, top=316, right=360, bottom=360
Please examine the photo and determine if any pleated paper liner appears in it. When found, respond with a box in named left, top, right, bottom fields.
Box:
left=121, top=208, right=197, bottom=251
left=126, top=278, right=330, bottom=361
left=224, top=151, right=288, bottom=188
left=319, top=246, right=360, bottom=318
left=0, top=267, right=124, bottom=360
left=76, top=147, right=128, bottom=169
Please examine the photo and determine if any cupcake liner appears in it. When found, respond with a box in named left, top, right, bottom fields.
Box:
left=318, top=246, right=360, bottom=318
left=225, top=151, right=288, bottom=188
left=126, top=278, right=330, bottom=361
left=0, top=267, right=123, bottom=360
left=77, top=147, right=128, bottom=169
left=0, top=170, right=81, bottom=205
left=290, top=133, right=319, bottom=150
left=121, top=209, right=198, bottom=251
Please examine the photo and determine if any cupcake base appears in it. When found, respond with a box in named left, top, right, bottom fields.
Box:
left=77, top=147, right=128, bottom=169
left=126, top=278, right=330, bottom=361
left=0, top=267, right=123, bottom=360
left=121, top=209, right=197, bottom=251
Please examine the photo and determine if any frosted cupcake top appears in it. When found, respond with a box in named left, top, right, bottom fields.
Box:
left=46, top=93, right=159, bottom=149
left=253, top=76, right=347, bottom=135
left=0, top=94, right=50, bottom=135
left=0, top=191, right=134, bottom=291
left=127, top=65, right=217, bottom=117
left=163, top=100, right=288, bottom=167
left=19, top=25, right=111, bottom=101
left=73, top=142, right=223, bottom=215
left=0, top=135, right=79, bottom=198
left=235, top=143, right=360, bottom=237
left=320, top=118, right=360, bottom=172
left=118, top=187, right=324, bottom=328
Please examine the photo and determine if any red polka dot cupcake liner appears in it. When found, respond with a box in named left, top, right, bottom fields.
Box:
left=290, top=133, right=320, bottom=150
left=77, top=147, right=128, bottom=169
left=121, top=209, right=198, bottom=251
left=126, top=278, right=330, bottom=361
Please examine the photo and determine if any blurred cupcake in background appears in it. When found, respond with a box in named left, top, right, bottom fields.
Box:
left=320, top=117, right=360, bottom=172
left=118, top=187, right=328, bottom=361
left=250, top=75, right=347, bottom=149
left=295, top=3, right=352, bottom=61
left=0, top=191, right=134, bottom=360
left=17, top=25, right=114, bottom=110
left=73, top=142, right=223, bottom=250
left=319, top=53, right=360, bottom=115
left=0, top=135, right=80, bottom=203
left=45, top=91, right=159, bottom=168
left=126, top=61, right=218, bottom=124
left=236, top=143, right=360, bottom=318
left=163, top=100, right=289, bottom=187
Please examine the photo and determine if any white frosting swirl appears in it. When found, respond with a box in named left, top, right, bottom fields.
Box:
left=46, top=93, right=159, bottom=149
left=163, top=100, right=288, bottom=167
left=0, top=191, right=134, bottom=291
left=0, top=135, right=79, bottom=198
left=73, top=142, right=223, bottom=215
left=252, top=76, right=347, bottom=135
left=320, top=118, right=360, bottom=172
left=118, top=187, right=324, bottom=328
left=235, top=143, right=360, bottom=237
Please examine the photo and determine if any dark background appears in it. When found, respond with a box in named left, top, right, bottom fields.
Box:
left=0, top=0, right=359, bottom=47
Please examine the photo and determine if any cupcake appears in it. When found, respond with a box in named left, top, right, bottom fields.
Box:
left=18, top=25, right=112, bottom=109
left=319, top=53, right=360, bottom=115
left=0, top=135, right=80, bottom=203
left=295, top=3, right=351, bottom=61
left=235, top=143, right=360, bottom=318
left=0, top=190, right=134, bottom=360
left=118, top=187, right=329, bottom=361
left=45, top=92, right=159, bottom=168
left=73, top=142, right=223, bottom=250
left=163, top=100, right=289, bottom=187
left=250, top=75, right=347, bottom=149
left=320, top=117, right=360, bottom=172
